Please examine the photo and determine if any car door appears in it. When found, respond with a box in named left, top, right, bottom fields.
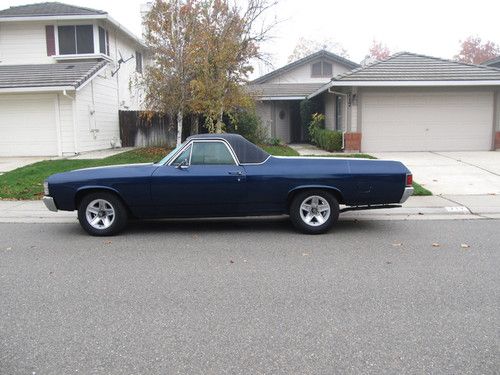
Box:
left=150, top=140, right=247, bottom=217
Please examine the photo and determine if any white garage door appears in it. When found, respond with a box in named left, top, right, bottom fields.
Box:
left=0, top=94, right=58, bottom=156
left=361, top=89, right=494, bottom=152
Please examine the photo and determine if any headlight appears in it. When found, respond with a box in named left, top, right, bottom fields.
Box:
left=43, top=181, right=50, bottom=196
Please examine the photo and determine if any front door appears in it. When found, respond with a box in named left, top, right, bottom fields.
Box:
left=150, top=140, right=247, bottom=217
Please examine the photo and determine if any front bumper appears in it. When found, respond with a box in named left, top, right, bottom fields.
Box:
left=42, top=196, right=58, bottom=212
left=399, top=187, right=414, bottom=204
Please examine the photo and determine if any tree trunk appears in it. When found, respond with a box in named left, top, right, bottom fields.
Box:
left=215, top=109, right=224, bottom=133
left=190, top=115, right=199, bottom=135
left=176, top=109, right=183, bottom=146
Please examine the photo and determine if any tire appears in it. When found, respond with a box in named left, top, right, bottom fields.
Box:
left=289, top=190, right=339, bottom=234
left=77, top=191, right=128, bottom=236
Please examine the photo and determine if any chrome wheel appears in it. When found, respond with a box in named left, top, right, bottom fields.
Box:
left=85, top=199, right=115, bottom=230
left=299, top=195, right=331, bottom=227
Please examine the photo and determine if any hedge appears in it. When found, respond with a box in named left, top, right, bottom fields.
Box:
left=310, top=126, right=343, bottom=152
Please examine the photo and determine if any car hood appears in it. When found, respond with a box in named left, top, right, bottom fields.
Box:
left=47, top=163, right=159, bottom=184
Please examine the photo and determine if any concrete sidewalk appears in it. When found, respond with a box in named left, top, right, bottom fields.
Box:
left=0, top=195, right=498, bottom=224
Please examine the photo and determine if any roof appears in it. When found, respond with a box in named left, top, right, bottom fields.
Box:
left=251, top=50, right=360, bottom=84
left=0, top=60, right=107, bottom=90
left=332, top=52, right=500, bottom=82
left=482, top=56, right=500, bottom=67
left=246, top=83, right=325, bottom=100
left=0, top=2, right=146, bottom=49
left=0, top=2, right=106, bottom=17
left=308, top=52, right=500, bottom=98
left=187, top=133, right=270, bottom=164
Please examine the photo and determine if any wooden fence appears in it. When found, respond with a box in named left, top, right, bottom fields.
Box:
left=119, top=110, right=177, bottom=147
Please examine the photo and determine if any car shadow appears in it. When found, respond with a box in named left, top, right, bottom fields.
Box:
left=57, top=216, right=384, bottom=236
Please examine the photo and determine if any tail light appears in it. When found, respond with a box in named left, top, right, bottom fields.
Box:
left=406, top=174, right=413, bottom=187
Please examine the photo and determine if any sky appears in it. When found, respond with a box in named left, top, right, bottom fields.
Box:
left=1, top=0, right=499, bottom=77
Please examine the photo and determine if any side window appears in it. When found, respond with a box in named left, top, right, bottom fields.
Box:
left=171, top=145, right=191, bottom=166
left=191, top=142, right=235, bottom=165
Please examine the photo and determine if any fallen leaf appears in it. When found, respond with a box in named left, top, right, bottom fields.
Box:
left=104, top=240, right=112, bottom=244
left=229, top=260, right=234, bottom=264
left=460, top=243, right=470, bottom=248
left=432, top=243, right=440, bottom=247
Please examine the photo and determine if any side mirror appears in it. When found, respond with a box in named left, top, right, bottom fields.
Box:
left=176, top=158, right=189, bottom=170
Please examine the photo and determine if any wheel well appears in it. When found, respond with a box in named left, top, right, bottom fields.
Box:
left=75, top=188, right=131, bottom=213
left=287, top=187, right=344, bottom=209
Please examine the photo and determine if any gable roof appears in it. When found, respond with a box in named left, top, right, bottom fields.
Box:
left=0, top=2, right=106, bottom=17
left=246, top=83, right=326, bottom=100
left=251, top=50, right=360, bottom=84
left=308, top=52, right=500, bottom=98
left=0, top=60, right=107, bottom=91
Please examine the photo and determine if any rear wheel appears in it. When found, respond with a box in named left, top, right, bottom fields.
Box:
left=77, top=192, right=128, bottom=236
left=289, top=190, right=339, bottom=234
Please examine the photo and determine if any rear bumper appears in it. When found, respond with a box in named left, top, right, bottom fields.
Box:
left=399, top=187, right=414, bottom=204
left=42, top=196, right=58, bottom=212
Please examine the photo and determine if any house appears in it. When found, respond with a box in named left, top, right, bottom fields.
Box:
left=248, top=50, right=360, bottom=143
left=250, top=51, right=500, bottom=151
left=0, top=2, right=148, bottom=157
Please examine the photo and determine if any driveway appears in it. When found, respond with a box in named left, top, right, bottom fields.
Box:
left=371, top=151, right=500, bottom=195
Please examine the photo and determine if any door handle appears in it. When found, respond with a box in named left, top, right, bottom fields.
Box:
left=228, top=171, right=243, bottom=176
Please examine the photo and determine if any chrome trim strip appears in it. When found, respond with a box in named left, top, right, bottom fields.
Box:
left=166, top=139, right=240, bottom=166
left=399, top=187, right=414, bottom=204
left=240, top=155, right=272, bottom=166
left=42, top=196, right=58, bottom=212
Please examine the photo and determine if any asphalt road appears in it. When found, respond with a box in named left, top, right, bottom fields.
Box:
left=0, top=219, right=498, bottom=374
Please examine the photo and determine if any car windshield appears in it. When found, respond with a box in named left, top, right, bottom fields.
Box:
left=156, top=143, right=184, bottom=164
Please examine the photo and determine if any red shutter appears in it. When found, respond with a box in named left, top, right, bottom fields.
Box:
left=45, top=25, right=56, bottom=56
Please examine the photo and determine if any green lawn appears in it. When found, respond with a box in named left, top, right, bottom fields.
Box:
left=412, top=181, right=432, bottom=196
left=0, top=144, right=431, bottom=200
left=0, top=148, right=168, bottom=200
left=260, top=145, right=300, bottom=156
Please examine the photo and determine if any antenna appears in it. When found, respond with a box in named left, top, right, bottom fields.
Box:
left=112, top=50, right=135, bottom=77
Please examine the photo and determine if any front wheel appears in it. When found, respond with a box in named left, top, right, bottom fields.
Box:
left=78, top=192, right=128, bottom=236
left=289, top=190, right=339, bottom=234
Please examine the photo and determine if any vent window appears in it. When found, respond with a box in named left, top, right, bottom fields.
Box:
left=311, top=61, right=333, bottom=77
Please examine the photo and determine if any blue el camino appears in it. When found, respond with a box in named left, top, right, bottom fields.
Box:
left=43, top=133, right=413, bottom=236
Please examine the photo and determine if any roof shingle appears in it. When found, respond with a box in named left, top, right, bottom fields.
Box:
left=0, top=61, right=108, bottom=89
left=332, top=52, right=500, bottom=82
left=246, top=83, right=325, bottom=99
left=0, top=2, right=106, bottom=18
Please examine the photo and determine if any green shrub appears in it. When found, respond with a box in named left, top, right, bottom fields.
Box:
left=269, top=137, right=282, bottom=146
left=309, top=113, right=342, bottom=152
left=227, top=109, right=267, bottom=144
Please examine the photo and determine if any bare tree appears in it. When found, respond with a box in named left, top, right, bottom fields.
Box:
left=454, top=36, right=500, bottom=64
left=288, top=37, right=349, bottom=62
